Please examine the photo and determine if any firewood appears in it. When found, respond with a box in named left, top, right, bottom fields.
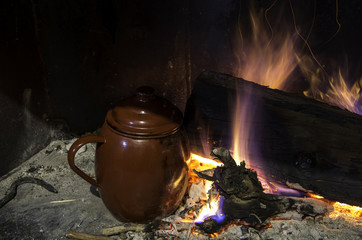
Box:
left=196, top=218, right=225, bottom=234
left=184, top=70, right=362, bottom=206
left=66, top=230, right=113, bottom=240
left=102, top=221, right=160, bottom=235
left=102, top=223, right=146, bottom=235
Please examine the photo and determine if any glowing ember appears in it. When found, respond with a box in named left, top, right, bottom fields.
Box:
left=332, top=202, right=362, bottom=218
left=308, top=193, right=325, bottom=199
left=308, top=193, right=362, bottom=218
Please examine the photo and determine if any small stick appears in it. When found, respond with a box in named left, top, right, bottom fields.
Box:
left=102, top=223, right=147, bottom=235
left=249, top=213, right=262, bottom=224
left=67, top=230, right=113, bottom=240
left=50, top=198, right=87, bottom=204
left=186, top=224, right=193, bottom=239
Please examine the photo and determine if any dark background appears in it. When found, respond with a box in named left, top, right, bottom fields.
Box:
left=0, top=0, right=360, bottom=177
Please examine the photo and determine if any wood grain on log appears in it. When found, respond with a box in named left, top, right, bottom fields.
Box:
left=184, top=71, right=362, bottom=206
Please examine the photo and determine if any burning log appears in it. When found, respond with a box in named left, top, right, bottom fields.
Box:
left=184, top=70, right=362, bottom=206
left=194, top=148, right=293, bottom=229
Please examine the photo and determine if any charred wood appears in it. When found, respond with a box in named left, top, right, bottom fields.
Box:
left=196, top=218, right=226, bottom=235
left=195, top=148, right=294, bottom=228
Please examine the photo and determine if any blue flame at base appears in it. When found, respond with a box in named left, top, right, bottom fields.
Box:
left=195, top=196, right=226, bottom=224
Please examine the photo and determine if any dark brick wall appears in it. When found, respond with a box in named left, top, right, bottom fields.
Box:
left=0, top=0, right=360, bottom=177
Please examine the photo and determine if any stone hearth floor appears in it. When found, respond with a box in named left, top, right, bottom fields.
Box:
left=0, top=138, right=361, bottom=239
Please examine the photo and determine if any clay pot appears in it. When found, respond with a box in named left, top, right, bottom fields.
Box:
left=68, top=87, right=189, bottom=222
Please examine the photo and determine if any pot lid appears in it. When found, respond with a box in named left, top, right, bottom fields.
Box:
left=106, top=86, right=183, bottom=136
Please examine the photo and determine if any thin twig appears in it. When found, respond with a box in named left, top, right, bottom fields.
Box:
left=67, top=230, right=113, bottom=240
left=102, top=224, right=146, bottom=236
left=249, top=213, right=263, bottom=224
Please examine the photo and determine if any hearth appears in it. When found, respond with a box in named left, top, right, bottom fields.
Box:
left=0, top=0, right=361, bottom=239
left=0, top=137, right=360, bottom=239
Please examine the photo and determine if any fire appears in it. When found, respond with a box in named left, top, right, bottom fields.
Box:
left=183, top=153, right=224, bottom=223
left=231, top=0, right=361, bottom=200
left=232, top=1, right=361, bottom=172
left=308, top=193, right=362, bottom=218
left=186, top=1, right=362, bottom=228
left=308, top=193, right=325, bottom=199
left=233, top=5, right=299, bottom=90
left=186, top=152, right=361, bottom=227
left=332, top=202, right=362, bottom=218
left=231, top=91, right=252, bottom=167
left=232, top=3, right=299, bottom=168
left=189, top=153, right=223, bottom=169
left=187, top=153, right=222, bottom=184
left=302, top=65, right=362, bottom=115
left=194, top=195, right=225, bottom=223
left=259, top=178, right=303, bottom=196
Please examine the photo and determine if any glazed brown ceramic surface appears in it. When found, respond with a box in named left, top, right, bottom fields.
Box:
left=68, top=87, right=189, bottom=222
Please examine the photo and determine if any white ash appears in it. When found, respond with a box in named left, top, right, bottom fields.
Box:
left=65, top=139, right=88, bottom=154
left=0, top=138, right=361, bottom=240
left=186, top=180, right=209, bottom=208
left=286, top=181, right=310, bottom=192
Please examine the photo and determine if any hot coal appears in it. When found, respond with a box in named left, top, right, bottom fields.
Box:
left=196, top=217, right=227, bottom=234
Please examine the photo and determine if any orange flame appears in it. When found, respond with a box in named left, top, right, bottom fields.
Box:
left=301, top=63, right=362, bottom=115
left=308, top=193, right=362, bottom=218
left=232, top=2, right=361, bottom=194
left=187, top=153, right=222, bottom=184
left=184, top=154, right=223, bottom=223
left=232, top=4, right=300, bottom=169
left=187, top=2, right=362, bottom=226
left=194, top=193, right=224, bottom=223
left=308, top=193, right=325, bottom=199
left=189, top=153, right=223, bottom=168
left=233, top=6, right=299, bottom=89
left=187, top=152, right=362, bottom=226
left=332, top=202, right=362, bottom=218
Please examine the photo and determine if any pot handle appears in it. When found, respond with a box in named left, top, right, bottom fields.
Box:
left=67, top=135, right=105, bottom=187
